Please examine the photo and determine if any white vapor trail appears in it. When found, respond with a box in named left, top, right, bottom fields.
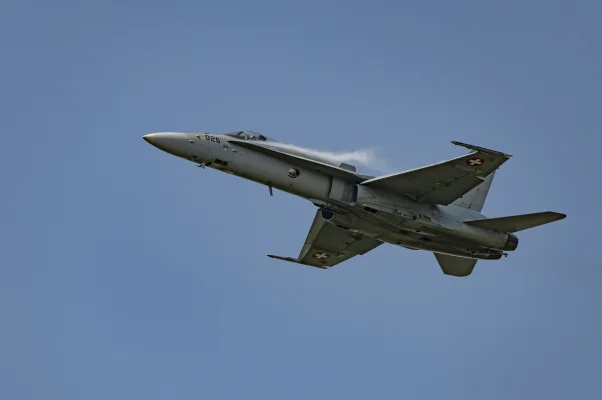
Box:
left=265, top=142, right=390, bottom=172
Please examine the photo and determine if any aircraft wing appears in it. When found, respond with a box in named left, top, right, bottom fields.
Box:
left=268, top=210, right=383, bottom=269
left=228, top=139, right=369, bottom=183
left=360, top=141, right=512, bottom=206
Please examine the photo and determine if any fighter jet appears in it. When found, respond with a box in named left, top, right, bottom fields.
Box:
left=143, top=130, right=565, bottom=277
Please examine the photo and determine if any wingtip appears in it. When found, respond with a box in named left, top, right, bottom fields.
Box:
left=543, top=211, right=567, bottom=220
left=267, top=254, right=299, bottom=263
left=451, top=140, right=512, bottom=157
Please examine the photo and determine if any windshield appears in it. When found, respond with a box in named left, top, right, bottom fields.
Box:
left=225, top=130, right=275, bottom=142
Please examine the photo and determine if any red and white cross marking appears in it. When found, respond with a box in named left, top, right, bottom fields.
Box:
left=466, top=157, right=485, bottom=166
left=312, top=252, right=330, bottom=260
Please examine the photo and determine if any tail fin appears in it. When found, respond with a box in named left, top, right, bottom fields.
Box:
left=434, top=253, right=478, bottom=277
left=464, top=211, right=566, bottom=233
left=451, top=172, right=495, bottom=213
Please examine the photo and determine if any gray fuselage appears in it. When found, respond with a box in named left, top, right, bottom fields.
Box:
left=143, top=132, right=517, bottom=260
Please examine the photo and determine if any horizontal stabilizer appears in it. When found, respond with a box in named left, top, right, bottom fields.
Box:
left=434, top=253, right=478, bottom=277
left=464, top=211, right=566, bottom=233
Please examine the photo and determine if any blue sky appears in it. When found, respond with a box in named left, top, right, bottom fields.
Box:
left=1, top=0, right=600, bottom=398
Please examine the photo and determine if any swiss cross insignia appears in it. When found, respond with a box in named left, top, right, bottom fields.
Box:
left=466, top=157, right=484, bottom=166
left=312, top=252, right=330, bottom=260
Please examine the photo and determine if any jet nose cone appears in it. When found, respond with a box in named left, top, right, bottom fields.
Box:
left=142, top=134, right=155, bottom=145
left=142, top=133, right=170, bottom=150
left=142, top=132, right=187, bottom=156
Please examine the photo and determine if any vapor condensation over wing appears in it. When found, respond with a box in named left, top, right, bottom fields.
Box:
left=265, top=142, right=389, bottom=172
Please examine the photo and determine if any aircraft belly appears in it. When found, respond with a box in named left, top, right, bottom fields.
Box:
left=392, top=234, right=500, bottom=259
left=343, top=210, right=501, bottom=259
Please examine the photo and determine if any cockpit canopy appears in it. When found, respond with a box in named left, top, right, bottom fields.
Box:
left=225, top=130, right=276, bottom=142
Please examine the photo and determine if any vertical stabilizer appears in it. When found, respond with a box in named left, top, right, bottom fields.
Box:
left=451, top=172, right=495, bottom=213
left=434, top=253, right=478, bottom=277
